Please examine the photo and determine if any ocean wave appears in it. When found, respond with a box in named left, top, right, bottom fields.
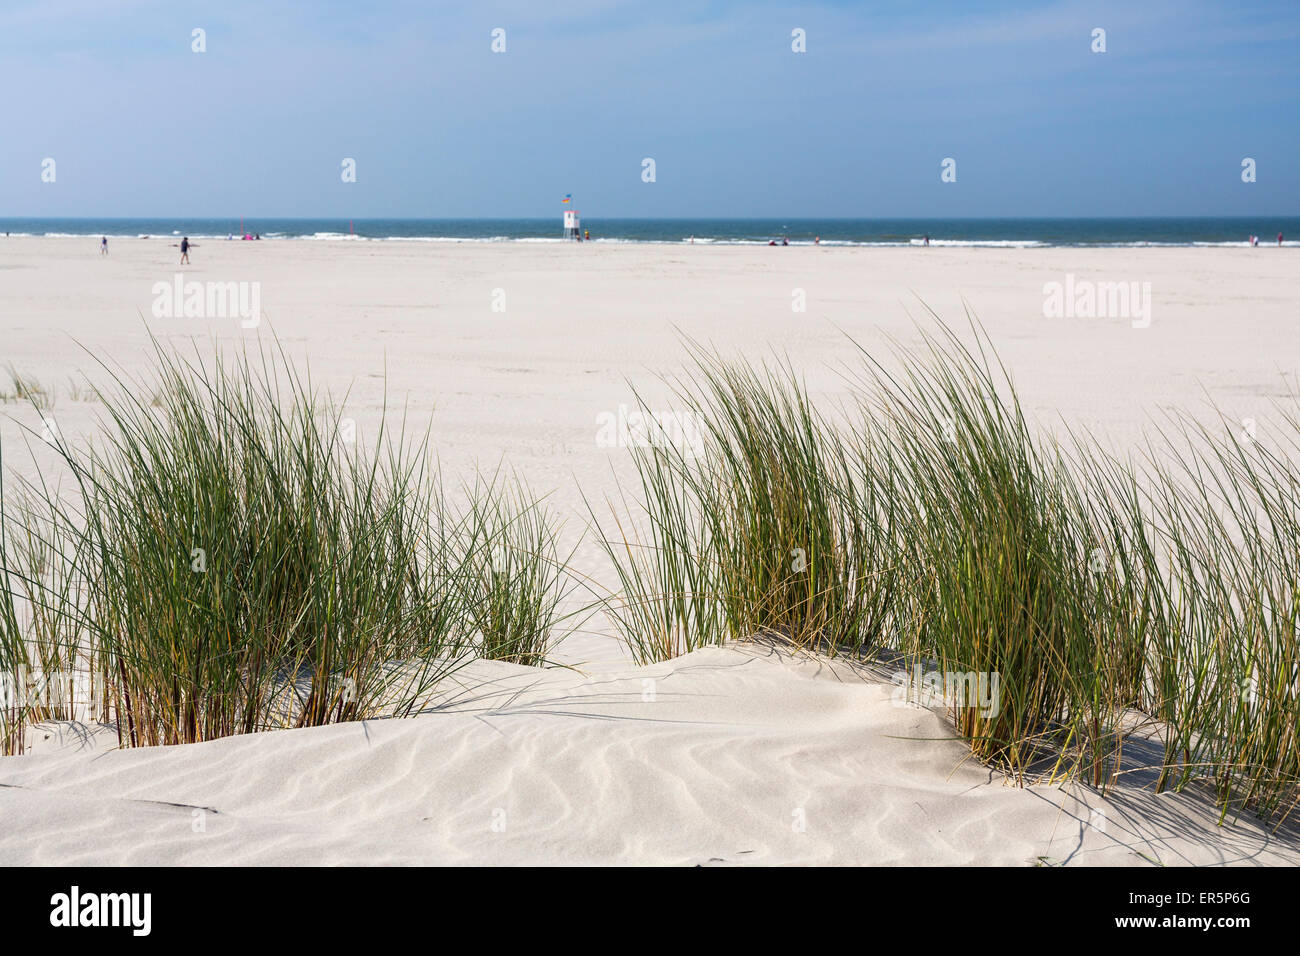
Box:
left=906, top=238, right=1048, bottom=247
left=372, top=235, right=565, bottom=243
left=6, top=230, right=1296, bottom=248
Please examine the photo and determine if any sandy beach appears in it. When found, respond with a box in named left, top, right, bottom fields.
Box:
left=5, top=239, right=1297, bottom=508
left=4, top=642, right=1297, bottom=866
left=4, top=238, right=1298, bottom=643
left=2, top=236, right=1299, bottom=865
left=5, top=238, right=1296, bottom=450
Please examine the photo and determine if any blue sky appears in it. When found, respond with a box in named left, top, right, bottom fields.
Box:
left=2, top=0, right=1297, bottom=217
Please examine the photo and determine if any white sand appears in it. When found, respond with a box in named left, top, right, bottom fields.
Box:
left=4, top=643, right=1295, bottom=866
left=2, top=236, right=1298, bottom=864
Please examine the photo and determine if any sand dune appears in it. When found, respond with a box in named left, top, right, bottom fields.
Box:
left=3, top=643, right=1297, bottom=866
left=2, top=238, right=1299, bottom=865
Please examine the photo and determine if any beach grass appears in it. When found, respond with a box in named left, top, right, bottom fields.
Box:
left=864, top=321, right=1299, bottom=820
left=2, top=366, right=54, bottom=409
left=0, top=443, right=31, bottom=754
left=457, top=471, right=573, bottom=666
left=1127, top=406, right=1300, bottom=819
left=3, top=319, right=1297, bottom=824
left=0, top=333, right=574, bottom=750
left=593, top=341, right=896, bottom=664
left=63, top=375, right=97, bottom=403
left=852, top=319, right=1136, bottom=785
left=596, top=315, right=1300, bottom=823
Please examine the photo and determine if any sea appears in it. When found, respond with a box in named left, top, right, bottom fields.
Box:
left=1, top=217, right=1297, bottom=247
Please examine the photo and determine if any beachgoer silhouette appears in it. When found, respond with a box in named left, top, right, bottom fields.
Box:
left=100, top=236, right=108, bottom=256
left=180, top=237, right=190, bottom=264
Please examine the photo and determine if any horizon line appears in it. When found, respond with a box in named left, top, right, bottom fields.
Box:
left=4, top=214, right=1300, bottom=222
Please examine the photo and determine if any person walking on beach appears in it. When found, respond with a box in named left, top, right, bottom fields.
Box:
left=180, top=237, right=191, bottom=264
left=100, top=236, right=108, bottom=256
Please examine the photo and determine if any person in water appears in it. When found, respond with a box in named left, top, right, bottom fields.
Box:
left=180, top=237, right=191, bottom=264
left=100, top=236, right=108, bottom=256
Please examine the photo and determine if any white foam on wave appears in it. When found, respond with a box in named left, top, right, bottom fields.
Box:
left=8, top=230, right=1295, bottom=248
left=906, top=238, right=1048, bottom=248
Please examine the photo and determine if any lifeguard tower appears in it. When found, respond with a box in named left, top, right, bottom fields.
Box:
left=563, top=208, right=581, bottom=240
